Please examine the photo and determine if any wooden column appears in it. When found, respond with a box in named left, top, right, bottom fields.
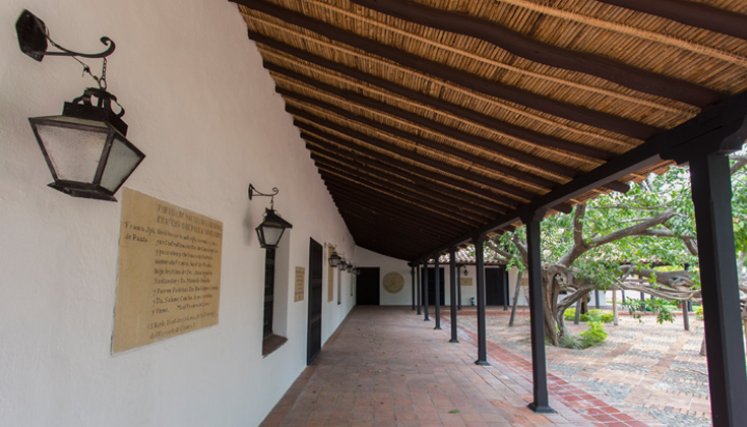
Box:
left=416, top=264, right=422, bottom=315
left=457, top=265, right=463, bottom=310
left=524, top=212, right=553, bottom=413
left=474, top=234, right=489, bottom=365
left=689, top=152, right=747, bottom=426
left=410, top=265, right=416, bottom=310
left=423, top=262, right=430, bottom=321
left=434, top=257, right=442, bottom=330
left=449, top=247, right=459, bottom=343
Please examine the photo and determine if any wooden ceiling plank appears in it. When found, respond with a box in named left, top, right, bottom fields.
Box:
left=314, top=157, right=494, bottom=223
left=249, top=32, right=612, bottom=160
left=324, top=178, right=472, bottom=232
left=303, top=135, right=513, bottom=212
left=270, top=68, right=578, bottom=182
left=598, top=0, right=747, bottom=40
left=234, top=0, right=660, bottom=139
left=323, top=173, right=478, bottom=229
left=282, top=88, right=561, bottom=189
left=334, top=200, right=461, bottom=240
left=411, top=90, right=747, bottom=262
left=292, top=112, right=539, bottom=201
left=308, top=142, right=505, bottom=214
left=312, top=154, right=496, bottom=221
left=350, top=0, right=722, bottom=106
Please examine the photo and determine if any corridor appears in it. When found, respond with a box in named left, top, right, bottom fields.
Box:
left=261, top=307, right=640, bottom=426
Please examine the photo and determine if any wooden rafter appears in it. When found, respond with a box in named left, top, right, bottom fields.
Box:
left=235, top=0, right=660, bottom=139
left=350, top=0, right=722, bottom=106
left=249, top=31, right=613, bottom=160
left=598, top=0, right=747, bottom=40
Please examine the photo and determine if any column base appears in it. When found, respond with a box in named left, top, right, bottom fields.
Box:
left=449, top=339, right=459, bottom=343
left=527, top=402, right=555, bottom=413
left=474, top=360, right=489, bottom=366
left=434, top=326, right=442, bottom=330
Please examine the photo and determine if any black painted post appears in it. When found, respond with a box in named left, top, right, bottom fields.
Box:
left=683, top=301, right=690, bottom=331
left=457, top=265, right=463, bottom=310
left=595, top=289, right=601, bottom=309
left=502, top=266, right=509, bottom=311
left=689, top=152, right=747, bottom=426
left=524, top=212, right=553, bottom=413
left=423, top=262, right=430, bottom=321
left=475, top=234, right=489, bottom=366
left=434, top=257, right=442, bottom=330
left=449, top=247, right=459, bottom=343
left=410, top=265, right=416, bottom=310
left=416, top=264, right=422, bottom=315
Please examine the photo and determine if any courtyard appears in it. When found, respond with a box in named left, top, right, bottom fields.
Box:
left=456, top=308, right=711, bottom=426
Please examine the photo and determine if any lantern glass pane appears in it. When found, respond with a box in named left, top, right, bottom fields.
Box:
left=100, top=134, right=143, bottom=192
left=262, top=226, right=284, bottom=247
left=35, top=120, right=108, bottom=183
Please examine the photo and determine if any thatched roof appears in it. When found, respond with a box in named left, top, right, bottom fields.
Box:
left=231, top=0, right=747, bottom=260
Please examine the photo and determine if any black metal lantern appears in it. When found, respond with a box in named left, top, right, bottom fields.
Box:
left=255, top=208, right=293, bottom=249
left=248, top=184, right=292, bottom=249
left=329, top=252, right=341, bottom=267
left=29, top=88, right=144, bottom=201
left=16, top=10, right=144, bottom=201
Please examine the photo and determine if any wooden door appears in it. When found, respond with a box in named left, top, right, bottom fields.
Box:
left=486, top=267, right=508, bottom=307
left=422, top=268, right=445, bottom=306
left=307, top=239, right=323, bottom=364
left=356, top=268, right=380, bottom=305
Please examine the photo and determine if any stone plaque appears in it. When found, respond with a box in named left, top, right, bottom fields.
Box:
left=294, top=267, right=305, bottom=302
left=461, top=277, right=473, bottom=286
left=112, top=189, right=223, bottom=353
left=382, top=272, right=404, bottom=294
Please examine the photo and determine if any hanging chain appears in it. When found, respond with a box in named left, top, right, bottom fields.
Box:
left=45, top=27, right=108, bottom=90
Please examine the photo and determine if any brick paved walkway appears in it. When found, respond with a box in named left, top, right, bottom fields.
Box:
left=454, top=308, right=710, bottom=427
left=262, top=306, right=646, bottom=426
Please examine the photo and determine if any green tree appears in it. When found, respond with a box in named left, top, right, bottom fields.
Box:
left=489, top=152, right=747, bottom=345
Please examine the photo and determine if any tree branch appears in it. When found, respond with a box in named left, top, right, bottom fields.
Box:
left=588, top=210, right=675, bottom=249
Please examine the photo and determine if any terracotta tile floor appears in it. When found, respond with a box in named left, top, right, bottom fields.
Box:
left=261, top=306, right=644, bottom=426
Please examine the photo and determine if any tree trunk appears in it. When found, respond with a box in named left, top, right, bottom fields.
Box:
left=508, top=270, right=523, bottom=327
left=612, top=286, right=619, bottom=326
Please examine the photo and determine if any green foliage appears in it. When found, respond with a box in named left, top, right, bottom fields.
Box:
left=621, top=298, right=676, bottom=324
left=581, top=322, right=608, bottom=346
left=564, top=308, right=614, bottom=323
left=695, top=305, right=704, bottom=320
left=559, top=322, right=608, bottom=349
left=513, top=154, right=746, bottom=288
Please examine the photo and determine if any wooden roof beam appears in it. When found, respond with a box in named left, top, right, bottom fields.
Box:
left=411, top=90, right=747, bottom=262
left=269, top=68, right=577, bottom=182
left=234, top=0, right=659, bottom=139
left=314, top=158, right=494, bottom=223
left=321, top=173, right=479, bottom=229
left=599, top=0, right=747, bottom=41
left=333, top=199, right=463, bottom=241
left=351, top=0, right=722, bottom=106
left=248, top=31, right=611, bottom=160
left=323, top=178, right=473, bottom=232
left=303, top=134, right=513, bottom=212
left=334, top=203, right=455, bottom=243
left=292, top=114, right=537, bottom=202
left=307, top=140, right=506, bottom=214
left=311, top=153, right=497, bottom=221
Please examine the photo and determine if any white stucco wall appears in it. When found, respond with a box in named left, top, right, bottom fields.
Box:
left=353, top=248, right=524, bottom=308
left=0, top=1, right=355, bottom=426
